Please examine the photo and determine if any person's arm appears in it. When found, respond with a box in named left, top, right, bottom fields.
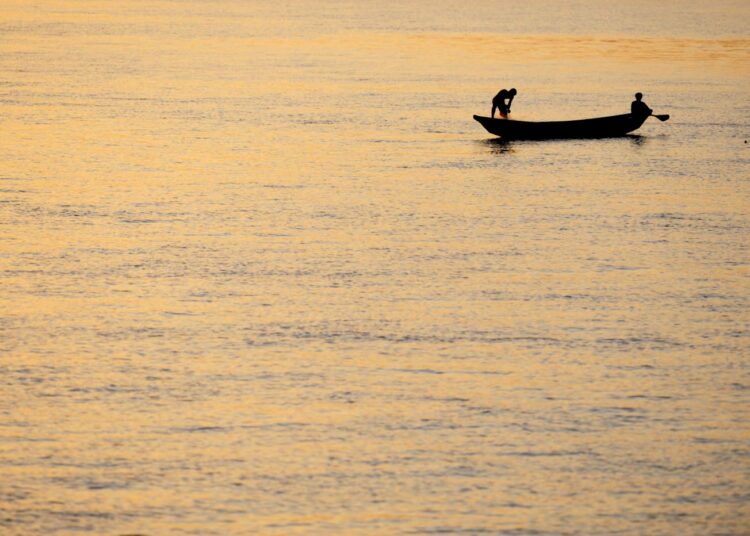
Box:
left=507, top=94, right=514, bottom=112
left=492, top=104, right=497, bottom=118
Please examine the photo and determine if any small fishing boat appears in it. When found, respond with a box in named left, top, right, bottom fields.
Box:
left=473, top=113, right=668, bottom=140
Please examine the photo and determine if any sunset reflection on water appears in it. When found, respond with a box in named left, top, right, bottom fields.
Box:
left=1, top=1, right=749, bottom=534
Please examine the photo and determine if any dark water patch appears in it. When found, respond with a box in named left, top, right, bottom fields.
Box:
left=724, top=329, right=750, bottom=338
left=609, top=364, right=656, bottom=370
left=390, top=368, right=445, bottom=375
left=329, top=391, right=357, bottom=403
left=584, top=405, right=650, bottom=428
left=95, top=327, right=166, bottom=340
left=416, top=249, right=524, bottom=263
left=166, top=426, right=230, bottom=434
left=667, top=492, right=750, bottom=506
left=621, top=394, right=674, bottom=401
left=591, top=406, right=641, bottom=413
left=265, top=522, right=315, bottom=529
left=692, top=436, right=732, bottom=445
left=217, top=267, right=313, bottom=278
left=313, top=210, right=344, bottom=219
left=408, top=527, right=551, bottom=535
left=384, top=420, right=475, bottom=432
left=85, top=480, right=130, bottom=491
left=238, top=422, right=311, bottom=431
left=299, top=118, right=338, bottom=125
left=540, top=292, right=612, bottom=302
left=244, top=338, right=277, bottom=347
left=417, top=158, right=504, bottom=171
left=641, top=212, right=749, bottom=233
left=596, top=336, right=684, bottom=350
left=467, top=406, right=495, bottom=416
left=68, top=384, right=150, bottom=395
left=246, top=324, right=567, bottom=348
left=423, top=396, right=471, bottom=402
left=120, top=218, right=167, bottom=224
left=595, top=264, right=647, bottom=272
left=500, top=449, right=592, bottom=458
left=260, top=183, right=307, bottom=189
left=48, top=205, right=103, bottom=218
left=0, top=489, right=32, bottom=503
left=0, top=436, right=57, bottom=444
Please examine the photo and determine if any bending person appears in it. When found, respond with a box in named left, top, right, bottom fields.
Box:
left=492, top=88, right=517, bottom=118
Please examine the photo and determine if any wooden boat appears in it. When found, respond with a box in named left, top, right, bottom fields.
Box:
left=473, top=113, right=652, bottom=140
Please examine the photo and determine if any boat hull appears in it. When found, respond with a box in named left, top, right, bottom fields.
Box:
left=473, top=113, right=648, bottom=140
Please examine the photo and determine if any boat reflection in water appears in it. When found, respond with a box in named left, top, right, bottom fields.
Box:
left=483, top=137, right=516, bottom=154
left=481, top=132, right=646, bottom=155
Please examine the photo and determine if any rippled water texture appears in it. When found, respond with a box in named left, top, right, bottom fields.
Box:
left=1, top=1, right=749, bottom=534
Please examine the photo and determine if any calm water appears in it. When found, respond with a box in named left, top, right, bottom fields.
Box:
left=1, top=1, right=749, bottom=534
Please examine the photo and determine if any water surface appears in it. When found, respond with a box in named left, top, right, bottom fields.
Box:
left=1, top=1, right=749, bottom=534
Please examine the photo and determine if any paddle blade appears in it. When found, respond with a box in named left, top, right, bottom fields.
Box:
left=653, top=114, right=670, bottom=121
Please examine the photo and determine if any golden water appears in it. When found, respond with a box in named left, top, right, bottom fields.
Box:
left=1, top=1, right=749, bottom=534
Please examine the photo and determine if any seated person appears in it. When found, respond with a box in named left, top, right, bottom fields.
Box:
left=631, top=92, right=652, bottom=118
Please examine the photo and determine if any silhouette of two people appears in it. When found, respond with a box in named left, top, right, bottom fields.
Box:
left=490, top=89, right=654, bottom=121
left=492, top=88, right=516, bottom=119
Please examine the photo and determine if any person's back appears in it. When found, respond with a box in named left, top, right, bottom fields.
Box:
left=492, top=88, right=517, bottom=118
left=631, top=92, right=652, bottom=118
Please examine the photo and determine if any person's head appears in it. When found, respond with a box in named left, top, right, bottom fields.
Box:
left=635, top=92, right=643, bottom=101
left=509, top=88, right=517, bottom=96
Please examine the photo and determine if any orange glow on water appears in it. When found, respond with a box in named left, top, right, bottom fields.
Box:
left=1, top=1, right=749, bottom=534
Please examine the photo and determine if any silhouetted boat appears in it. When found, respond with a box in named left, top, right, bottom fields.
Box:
left=473, top=113, right=652, bottom=140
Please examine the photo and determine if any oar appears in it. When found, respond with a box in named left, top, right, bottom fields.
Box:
left=651, top=113, right=670, bottom=121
